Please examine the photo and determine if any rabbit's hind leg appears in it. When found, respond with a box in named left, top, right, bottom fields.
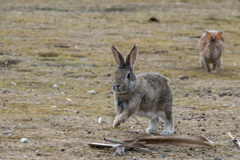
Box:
left=146, top=116, right=159, bottom=134
left=217, top=58, right=222, bottom=68
left=200, top=57, right=205, bottom=67
left=159, top=111, right=174, bottom=135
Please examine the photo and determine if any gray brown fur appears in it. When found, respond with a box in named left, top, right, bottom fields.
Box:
left=199, top=30, right=225, bottom=73
left=111, top=44, right=174, bottom=135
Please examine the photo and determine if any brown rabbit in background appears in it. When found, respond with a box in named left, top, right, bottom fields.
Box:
left=199, top=30, right=225, bottom=73
left=111, top=44, right=174, bottom=135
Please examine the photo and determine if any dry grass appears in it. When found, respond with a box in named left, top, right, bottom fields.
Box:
left=0, top=0, right=240, bottom=159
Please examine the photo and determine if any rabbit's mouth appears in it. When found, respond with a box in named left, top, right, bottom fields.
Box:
left=113, top=87, right=128, bottom=94
left=114, top=89, right=127, bottom=94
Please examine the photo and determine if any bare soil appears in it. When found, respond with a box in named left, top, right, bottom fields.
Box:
left=1, top=0, right=240, bottom=159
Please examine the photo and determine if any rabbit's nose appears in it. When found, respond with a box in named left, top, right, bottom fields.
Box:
left=115, top=84, right=121, bottom=89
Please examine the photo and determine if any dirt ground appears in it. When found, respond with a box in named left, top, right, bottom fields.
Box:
left=0, top=0, right=240, bottom=159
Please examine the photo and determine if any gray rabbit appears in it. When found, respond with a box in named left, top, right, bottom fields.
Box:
left=199, top=30, right=225, bottom=73
left=111, top=45, right=174, bottom=135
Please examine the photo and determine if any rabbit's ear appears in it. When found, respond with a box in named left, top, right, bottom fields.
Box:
left=216, top=31, right=223, bottom=40
left=111, top=45, right=125, bottom=67
left=206, top=31, right=212, bottom=40
left=126, top=44, right=138, bottom=69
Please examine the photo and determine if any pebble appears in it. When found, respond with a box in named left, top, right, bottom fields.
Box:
left=88, top=90, right=96, bottom=95
left=53, top=84, right=58, bottom=88
left=178, top=75, right=189, bottom=80
left=2, top=89, right=9, bottom=94
left=222, top=104, right=229, bottom=107
left=21, top=138, right=29, bottom=143
left=160, top=154, right=166, bottom=158
left=149, top=17, right=159, bottom=22
left=27, top=88, right=34, bottom=92
left=184, top=93, right=189, bottom=97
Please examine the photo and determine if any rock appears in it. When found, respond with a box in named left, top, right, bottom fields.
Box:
left=2, top=89, right=9, bottom=94
left=222, top=104, right=229, bottom=107
left=178, top=75, right=189, bottom=80
left=233, top=98, right=238, bottom=103
left=160, top=154, right=166, bottom=158
left=88, top=90, right=96, bottom=95
left=53, top=84, right=58, bottom=88
left=184, top=93, right=189, bottom=97
left=21, top=138, right=29, bottom=143
left=27, top=88, right=34, bottom=92
left=149, top=17, right=159, bottom=22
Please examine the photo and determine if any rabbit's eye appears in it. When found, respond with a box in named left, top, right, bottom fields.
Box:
left=215, top=45, right=219, bottom=49
left=127, top=73, right=131, bottom=79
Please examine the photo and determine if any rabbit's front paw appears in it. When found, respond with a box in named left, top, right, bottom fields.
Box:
left=211, top=70, right=217, bottom=74
left=146, top=128, right=158, bottom=134
left=160, top=130, right=174, bottom=135
left=113, top=117, right=124, bottom=127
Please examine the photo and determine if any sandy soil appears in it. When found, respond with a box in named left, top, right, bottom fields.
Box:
left=0, top=0, right=240, bottom=159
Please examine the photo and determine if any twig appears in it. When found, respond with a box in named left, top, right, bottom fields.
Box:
left=110, top=139, right=157, bottom=156
left=132, top=116, right=146, bottom=133
left=225, top=132, right=240, bottom=148
left=53, top=109, right=77, bottom=113
left=104, top=138, right=146, bottom=146
left=88, top=143, right=121, bottom=148
left=111, top=145, right=125, bottom=156
left=2, top=125, right=17, bottom=134
left=54, top=45, right=70, bottom=48
left=189, top=35, right=201, bottom=38
left=90, top=135, right=213, bottom=156
left=121, top=135, right=213, bottom=148
left=104, top=138, right=125, bottom=144
left=202, top=135, right=214, bottom=144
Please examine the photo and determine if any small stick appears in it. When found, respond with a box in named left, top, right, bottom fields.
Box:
left=132, top=116, right=146, bottom=133
left=53, top=109, right=77, bottom=112
left=202, top=135, right=214, bottom=144
left=88, top=143, right=121, bottom=148
left=189, top=35, right=201, bottom=38
left=2, top=125, right=17, bottom=134
left=225, top=132, right=240, bottom=147
left=104, top=138, right=125, bottom=144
